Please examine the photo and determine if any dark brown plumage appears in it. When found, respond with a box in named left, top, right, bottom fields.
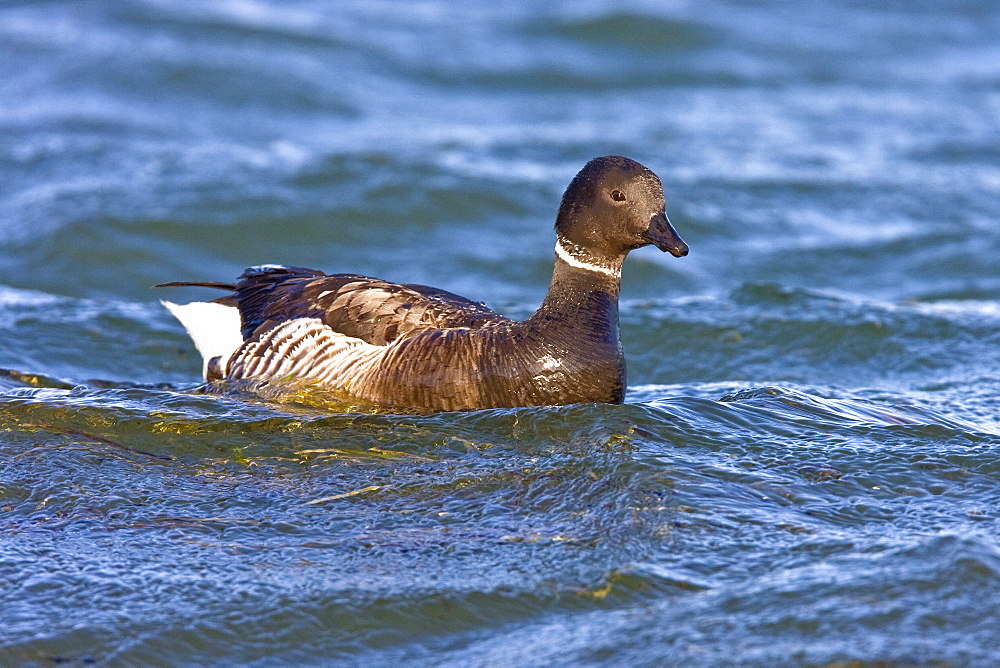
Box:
left=158, top=156, right=688, bottom=412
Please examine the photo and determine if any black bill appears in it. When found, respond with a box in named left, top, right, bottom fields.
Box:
left=643, top=212, right=689, bottom=257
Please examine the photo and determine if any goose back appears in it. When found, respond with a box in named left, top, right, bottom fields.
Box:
left=234, top=265, right=510, bottom=345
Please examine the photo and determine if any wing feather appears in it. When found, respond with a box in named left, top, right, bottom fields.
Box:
left=233, top=266, right=510, bottom=345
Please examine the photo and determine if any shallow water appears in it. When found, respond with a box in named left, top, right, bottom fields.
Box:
left=2, top=0, right=1000, bottom=665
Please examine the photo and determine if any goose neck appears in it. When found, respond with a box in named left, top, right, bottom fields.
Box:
left=527, top=239, right=623, bottom=329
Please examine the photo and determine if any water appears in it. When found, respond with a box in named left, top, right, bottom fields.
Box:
left=2, top=0, right=1000, bottom=664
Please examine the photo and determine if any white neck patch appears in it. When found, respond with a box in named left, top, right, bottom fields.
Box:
left=554, top=237, right=620, bottom=279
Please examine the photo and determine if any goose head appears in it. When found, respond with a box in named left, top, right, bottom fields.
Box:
left=554, top=156, right=688, bottom=268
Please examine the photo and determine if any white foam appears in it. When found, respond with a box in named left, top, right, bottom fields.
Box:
left=910, top=300, right=1000, bottom=319
left=0, top=285, right=62, bottom=307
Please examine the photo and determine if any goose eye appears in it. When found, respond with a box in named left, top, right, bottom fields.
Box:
left=611, top=190, right=626, bottom=202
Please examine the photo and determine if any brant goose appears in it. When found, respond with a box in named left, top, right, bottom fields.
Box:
left=158, top=156, right=688, bottom=412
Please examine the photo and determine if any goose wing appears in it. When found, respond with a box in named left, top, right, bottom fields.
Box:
left=233, top=265, right=510, bottom=345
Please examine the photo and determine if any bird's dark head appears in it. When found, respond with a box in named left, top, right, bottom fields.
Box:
left=555, top=156, right=689, bottom=262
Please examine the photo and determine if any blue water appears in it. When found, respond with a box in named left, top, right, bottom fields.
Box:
left=2, top=0, right=1000, bottom=665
